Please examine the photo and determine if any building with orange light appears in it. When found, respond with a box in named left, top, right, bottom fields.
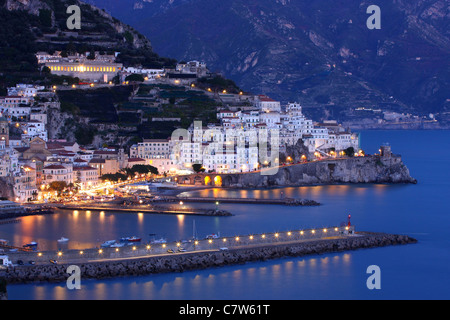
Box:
left=45, top=61, right=123, bottom=83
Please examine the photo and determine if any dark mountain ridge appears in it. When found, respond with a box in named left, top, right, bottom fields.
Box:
left=88, top=0, right=450, bottom=120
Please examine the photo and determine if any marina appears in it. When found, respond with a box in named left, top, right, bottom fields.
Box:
left=0, top=225, right=417, bottom=284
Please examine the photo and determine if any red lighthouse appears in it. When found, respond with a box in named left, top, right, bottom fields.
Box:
left=347, top=214, right=351, bottom=227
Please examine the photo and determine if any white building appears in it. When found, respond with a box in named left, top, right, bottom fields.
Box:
left=260, top=112, right=281, bottom=129
left=215, top=100, right=360, bottom=157
left=13, top=165, right=38, bottom=202
left=179, top=142, right=202, bottom=169
left=240, top=111, right=260, bottom=129
left=73, top=166, right=99, bottom=190
left=146, top=158, right=179, bottom=174
left=42, top=164, right=73, bottom=185
left=122, top=67, right=165, bottom=81
left=7, top=84, right=44, bottom=98
left=256, top=95, right=281, bottom=112
left=0, top=96, right=33, bottom=119
left=176, top=60, right=208, bottom=76
left=21, top=120, right=48, bottom=142
left=130, top=139, right=171, bottom=160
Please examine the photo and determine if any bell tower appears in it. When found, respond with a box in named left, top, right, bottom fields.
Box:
left=0, top=115, right=10, bottom=147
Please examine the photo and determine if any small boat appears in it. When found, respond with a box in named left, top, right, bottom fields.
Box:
left=101, top=240, right=116, bottom=247
left=57, top=237, right=69, bottom=243
left=23, top=241, right=38, bottom=248
left=127, top=236, right=141, bottom=242
left=110, top=242, right=125, bottom=248
left=120, top=236, right=141, bottom=242
left=151, top=238, right=167, bottom=244
left=205, top=233, right=219, bottom=240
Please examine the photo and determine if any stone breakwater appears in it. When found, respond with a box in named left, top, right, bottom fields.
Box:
left=0, top=233, right=416, bottom=284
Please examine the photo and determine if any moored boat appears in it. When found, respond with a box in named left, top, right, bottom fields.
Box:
left=101, top=240, right=116, bottom=247
left=110, top=242, right=125, bottom=248
left=57, top=237, right=69, bottom=243
left=120, top=236, right=142, bottom=242
left=23, top=241, right=38, bottom=248
left=150, top=238, right=167, bottom=244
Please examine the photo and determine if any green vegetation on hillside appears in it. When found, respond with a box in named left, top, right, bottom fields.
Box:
left=57, top=86, right=134, bottom=122
left=197, top=75, right=241, bottom=94
left=0, top=0, right=176, bottom=90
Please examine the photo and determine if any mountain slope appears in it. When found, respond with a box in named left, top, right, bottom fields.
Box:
left=0, top=0, right=176, bottom=87
left=88, top=0, right=450, bottom=118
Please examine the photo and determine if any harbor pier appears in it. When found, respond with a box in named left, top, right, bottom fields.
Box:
left=0, top=226, right=417, bottom=284
left=170, top=196, right=320, bottom=206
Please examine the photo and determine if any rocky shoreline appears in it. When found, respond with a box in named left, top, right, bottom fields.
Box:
left=0, top=232, right=417, bottom=284
left=228, top=156, right=418, bottom=188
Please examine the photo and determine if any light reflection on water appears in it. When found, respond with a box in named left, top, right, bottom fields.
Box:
left=4, top=131, right=450, bottom=299
left=1, top=182, right=398, bottom=299
left=8, top=251, right=357, bottom=300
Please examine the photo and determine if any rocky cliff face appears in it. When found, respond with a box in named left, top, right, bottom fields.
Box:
left=227, top=155, right=417, bottom=188
left=0, top=177, right=15, bottom=200
left=3, top=0, right=153, bottom=49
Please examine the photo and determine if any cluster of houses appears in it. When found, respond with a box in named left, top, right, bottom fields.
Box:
left=0, top=84, right=147, bottom=202
left=129, top=95, right=361, bottom=175
left=0, top=132, right=146, bottom=202
left=0, top=52, right=361, bottom=201
left=36, top=51, right=207, bottom=85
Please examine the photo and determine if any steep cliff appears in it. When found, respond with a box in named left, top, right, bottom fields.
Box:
left=226, top=155, right=417, bottom=188
left=0, top=177, right=16, bottom=200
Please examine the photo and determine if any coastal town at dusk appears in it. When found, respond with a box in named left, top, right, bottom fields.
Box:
left=0, top=0, right=448, bottom=305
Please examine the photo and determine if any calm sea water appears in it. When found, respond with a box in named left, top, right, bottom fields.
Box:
left=4, top=130, right=450, bottom=300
